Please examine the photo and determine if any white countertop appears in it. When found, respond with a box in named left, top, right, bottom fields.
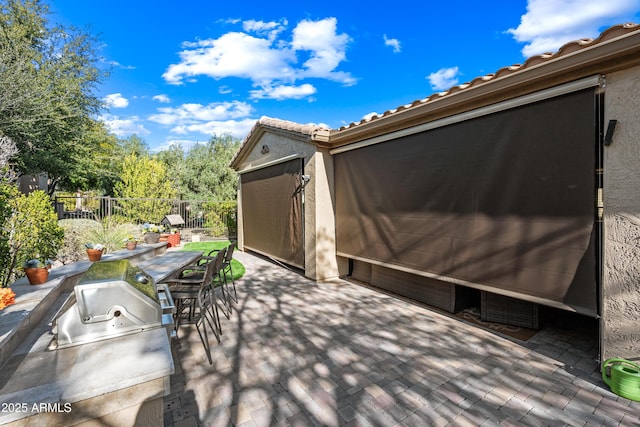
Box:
left=0, top=327, right=173, bottom=425
left=0, top=249, right=203, bottom=424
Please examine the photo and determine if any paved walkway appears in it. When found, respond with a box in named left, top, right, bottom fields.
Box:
left=163, top=251, right=640, bottom=426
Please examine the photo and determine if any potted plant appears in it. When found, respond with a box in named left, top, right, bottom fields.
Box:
left=85, top=243, right=105, bottom=261
left=123, top=235, right=138, bottom=250
left=141, top=223, right=163, bottom=243
left=23, top=259, right=52, bottom=285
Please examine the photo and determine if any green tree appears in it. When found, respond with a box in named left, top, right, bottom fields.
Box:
left=118, top=134, right=150, bottom=158
left=180, top=134, right=240, bottom=200
left=0, top=181, right=19, bottom=286
left=0, top=135, right=18, bottom=182
left=154, top=143, right=186, bottom=197
left=0, top=0, right=106, bottom=194
left=56, top=121, right=119, bottom=193
left=113, top=154, right=176, bottom=223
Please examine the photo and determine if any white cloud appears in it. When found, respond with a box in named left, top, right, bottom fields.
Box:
left=103, top=93, right=129, bottom=108
left=507, top=0, right=640, bottom=57
left=163, top=31, right=296, bottom=84
left=291, top=18, right=354, bottom=83
left=171, top=118, right=257, bottom=140
left=243, top=19, right=288, bottom=40
left=162, top=17, right=355, bottom=99
left=101, top=115, right=150, bottom=136
left=153, top=94, right=171, bottom=103
left=151, top=139, right=204, bottom=153
left=427, top=67, right=460, bottom=91
left=103, top=60, right=135, bottom=70
left=148, top=101, right=253, bottom=126
left=148, top=101, right=255, bottom=140
left=384, top=35, right=401, bottom=53
left=250, top=83, right=317, bottom=100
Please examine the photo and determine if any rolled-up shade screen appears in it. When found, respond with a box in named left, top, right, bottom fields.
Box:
left=335, top=88, right=598, bottom=315
left=241, top=158, right=304, bottom=269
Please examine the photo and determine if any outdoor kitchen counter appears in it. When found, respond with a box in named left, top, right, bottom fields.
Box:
left=0, top=250, right=203, bottom=426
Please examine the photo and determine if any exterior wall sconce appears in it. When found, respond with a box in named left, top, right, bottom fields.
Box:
left=603, top=120, right=617, bottom=146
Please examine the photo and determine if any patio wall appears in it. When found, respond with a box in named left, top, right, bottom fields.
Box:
left=602, top=64, right=640, bottom=361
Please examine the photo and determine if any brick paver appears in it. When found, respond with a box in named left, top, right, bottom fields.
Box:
left=163, top=251, right=640, bottom=426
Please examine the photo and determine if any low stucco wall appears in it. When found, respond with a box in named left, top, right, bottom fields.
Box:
left=602, top=65, right=640, bottom=361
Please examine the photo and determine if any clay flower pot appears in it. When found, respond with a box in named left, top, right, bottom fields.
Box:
left=126, top=241, right=137, bottom=250
left=86, top=248, right=103, bottom=261
left=167, top=233, right=181, bottom=248
left=24, top=267, right=49, bottom=285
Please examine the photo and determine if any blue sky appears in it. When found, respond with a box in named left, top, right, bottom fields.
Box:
left=49, top=0, right=640, bottom=152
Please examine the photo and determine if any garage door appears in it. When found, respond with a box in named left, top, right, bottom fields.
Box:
left=240, top=158, right=304, bottom=269
left=335, top=86, right=599, bottom=316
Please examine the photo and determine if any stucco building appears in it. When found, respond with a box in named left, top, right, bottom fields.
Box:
left=231, top=23, right=640, bottom=364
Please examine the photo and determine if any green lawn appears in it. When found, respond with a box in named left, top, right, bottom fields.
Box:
left=180, top=240, right=245, bottom=281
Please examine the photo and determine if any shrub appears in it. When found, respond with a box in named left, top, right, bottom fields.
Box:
left=0, top=189, right=64, bottom=287
left=58, top=219, right=102, bottom=263
left=203, top=201, right=237, bottom=237
left=84, top=220, right=138, bottom=254
left=59, top=219, right=138, bottom=260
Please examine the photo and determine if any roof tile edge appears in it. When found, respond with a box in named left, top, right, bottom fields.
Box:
left=335, top=22, right=639, bottom=132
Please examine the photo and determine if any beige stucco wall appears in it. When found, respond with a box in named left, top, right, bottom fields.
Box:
left=235, top=130, right=339, bottom=281
left=602, top=65, right=640, bottom=362
left=235, top=130, right=316, bottom=254
left=239, top=131, right=316, bottom=169
left=304, top=148, right=339, bottom=280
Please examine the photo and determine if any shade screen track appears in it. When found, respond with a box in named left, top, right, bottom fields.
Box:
left=335, top=88, right=598, bottom=315
left=241, top=158, right=304, bottom=269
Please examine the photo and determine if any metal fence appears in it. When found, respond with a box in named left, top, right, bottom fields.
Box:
left=54, top=195, right=237, bottom=238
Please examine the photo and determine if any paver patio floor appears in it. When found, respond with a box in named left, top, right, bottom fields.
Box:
left=163, top=251, right=640, bottom=426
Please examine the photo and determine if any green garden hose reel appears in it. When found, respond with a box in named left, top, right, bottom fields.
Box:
left=602, top=358, right=640, bottom=401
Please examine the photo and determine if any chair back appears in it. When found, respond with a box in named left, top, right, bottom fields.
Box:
left=224, top=242, right=235, bottom=263
left=212, top=247, right=226, bottom=280
left=201, top=256, right=217, bottom=286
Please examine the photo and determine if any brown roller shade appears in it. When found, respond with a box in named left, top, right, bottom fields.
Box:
left=335, top=88, right=598, bottom=315
left=241, top=158, right=304, bottom=269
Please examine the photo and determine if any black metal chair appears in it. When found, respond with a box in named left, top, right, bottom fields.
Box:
left=162, top=257, right=223, bottom=364
left=221, top=242, right=238, bottom=303
left=199, top=246, right=234, bottom=318
left=206, top=242, right=237, bottom=304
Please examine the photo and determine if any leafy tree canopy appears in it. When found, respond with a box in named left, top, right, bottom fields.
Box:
left=174, top=134, right=241, bottom=201
left=113, top=154, right=176, bottom=223
left=0, top=0, right=107, bottom=194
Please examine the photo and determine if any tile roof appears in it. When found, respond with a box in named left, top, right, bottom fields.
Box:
left=336, top=23, right=640, bottom=132
left=230, top=116, right=330, bottom=168
left=253, top=116, right=329, bottom=136
left=232, top=23, right=640, bottom=167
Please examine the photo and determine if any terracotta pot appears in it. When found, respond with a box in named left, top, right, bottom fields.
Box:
left=24, top=267, right=49, bottom=285
left=86, top=248, right=103, bottom=261
left=167, top=233, right=180, bottom=248
left=159, top=233, right=170, bottom=243
left=126, top=241, right=137, bottom=250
